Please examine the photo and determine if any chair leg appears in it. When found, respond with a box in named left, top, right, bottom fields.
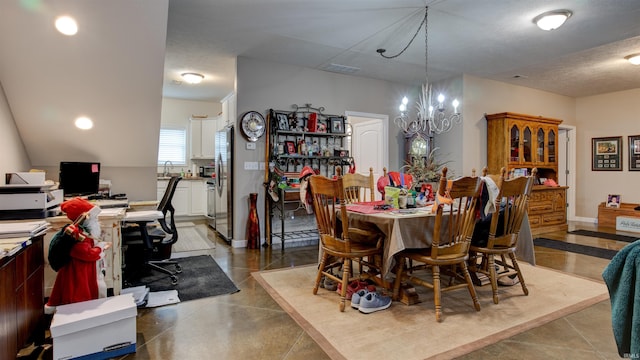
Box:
left=487, top=254, right=500, bottom=304
left=314, top=253, right=329, bottom=295
left=509, top=253, right=529, bottom=296
left=432, top=265, right=442, bottom=322
left=339, top=259, right=350, bottom=312
left=460, top=261, right=481, bottom=312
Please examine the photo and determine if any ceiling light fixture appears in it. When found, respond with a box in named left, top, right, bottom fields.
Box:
left=533, top=10, right=572, bottom=31
left=377, top=6, right=461, bottom=135
left=181, top=73, right=204, bottom=84
left=55, top=15, right=78, bottom=36
left=75, top=116, right=93, bottom=130
left=625, top=53, right=640, bottom=65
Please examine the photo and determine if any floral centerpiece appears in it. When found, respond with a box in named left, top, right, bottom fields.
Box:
left=401, top=147, right=450, bottom=184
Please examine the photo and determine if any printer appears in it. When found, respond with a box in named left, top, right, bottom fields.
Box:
left=0, top=172, right=63, bottom=220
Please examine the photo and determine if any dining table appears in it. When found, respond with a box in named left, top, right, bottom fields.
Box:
left=345, top=203, right=536, bottom=281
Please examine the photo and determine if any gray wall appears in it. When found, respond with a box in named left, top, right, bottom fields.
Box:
left=234, top=56, right=413, bottom=244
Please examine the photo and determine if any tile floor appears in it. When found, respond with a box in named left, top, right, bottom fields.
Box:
left=116, top=221, right=629, bottom=360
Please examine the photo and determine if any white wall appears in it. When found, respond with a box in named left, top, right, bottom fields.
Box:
left=0, top=83, right=31, bottom=177
left=576, top=88, right=640, bottom=218
left=235, top=57, right=412, bottom=243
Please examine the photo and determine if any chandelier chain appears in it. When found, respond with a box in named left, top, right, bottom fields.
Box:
left=378, top=7, right=428, bottom=60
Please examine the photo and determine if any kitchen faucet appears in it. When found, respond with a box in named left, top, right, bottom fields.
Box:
left=163, top=160, right=174, bottom=177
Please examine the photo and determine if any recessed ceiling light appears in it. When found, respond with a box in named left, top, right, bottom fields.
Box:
left=624, top=53, right=640, bottom=65
left=533, top=10, right=572, bottom=31
left=75, top=116, right=93, bottom=130
left=55, top=16, right=78, bottom=36
left=181, top=73, right=204, bottom=84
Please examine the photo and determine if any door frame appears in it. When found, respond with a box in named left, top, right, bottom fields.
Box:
left=558, top=124, right=576, bottom=221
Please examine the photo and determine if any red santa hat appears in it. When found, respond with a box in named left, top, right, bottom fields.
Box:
left=61, top=197, right=101, bottom=222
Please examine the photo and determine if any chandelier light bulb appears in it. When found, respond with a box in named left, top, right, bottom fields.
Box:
left=402, top=97, right=409, bottom=105
left=437, top=94, right=445, bottom=104
left=399, top=103, right=406, bottom=112
left=452, top=99, right=460, bottom=113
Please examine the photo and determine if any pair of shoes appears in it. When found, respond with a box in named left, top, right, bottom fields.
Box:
left=358, top=292, right=392, bottom=314
left=498, top=274, right=520, bottom=286
left=337, top=280, right=376, bottom=300
left=350, top=287, right=376, bottom=309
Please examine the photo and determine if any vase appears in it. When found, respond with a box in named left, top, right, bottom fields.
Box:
left=246, top=193, right=260, bottom=249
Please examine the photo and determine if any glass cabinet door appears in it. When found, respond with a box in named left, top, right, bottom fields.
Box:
left=510, top=124, right=520, bottom=162
left=548, top=129, right=556, bottom=163
left=537, top=128, right=545, bottom=163
left=523, top=126, right=532, bottom=163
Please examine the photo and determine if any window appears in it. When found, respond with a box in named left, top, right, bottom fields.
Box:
left=158, top=127, right=186, bottom=165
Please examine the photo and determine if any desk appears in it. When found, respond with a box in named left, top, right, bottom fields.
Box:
left=346, top=206, right=536, bottom=278
left=44, top=207, right=126, bottom=296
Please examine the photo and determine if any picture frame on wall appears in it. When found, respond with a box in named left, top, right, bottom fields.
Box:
left=628, top=135, right=640, bottom=171
left=329, top=116, right=345, bottom=134
left=275, top=112, right=289, bottom=131
left=592, top=136, right=622, bottom=171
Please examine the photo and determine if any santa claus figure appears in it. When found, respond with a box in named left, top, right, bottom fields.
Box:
left=45, top=198, right=109, bottom=313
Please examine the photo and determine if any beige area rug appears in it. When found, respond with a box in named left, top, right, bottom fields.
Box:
left=253, top=263, right=609, bottom=360
left=172, top=223, right=215, bottom=252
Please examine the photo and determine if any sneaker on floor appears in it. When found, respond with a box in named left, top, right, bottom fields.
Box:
left=324, top=277, right=338, bottom=291
left=337, top=280, right=375, bottom=300
left=358, top=292, right=392, bottom=314
left=350, top=288, right=372, bottom=309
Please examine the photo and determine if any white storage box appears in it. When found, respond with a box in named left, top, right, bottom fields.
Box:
left=50, top=294, right=137, bottom=360
left=616, top=216, right=640, bottom=234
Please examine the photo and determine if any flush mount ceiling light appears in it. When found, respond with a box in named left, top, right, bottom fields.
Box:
left=625, top=53, right=640, bottom=65
left=75, top=116, right=93, bottom=130
left=533, top=10, right=572, bottom=31
left=181, top=73, right=204, bottom=84
left=55, top=15, right=78, bottom=36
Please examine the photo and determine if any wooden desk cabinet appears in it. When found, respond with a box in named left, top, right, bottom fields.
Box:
left=1, top=235, right=44, bottom=360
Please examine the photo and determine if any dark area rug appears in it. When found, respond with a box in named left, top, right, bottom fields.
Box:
left=568, top=229, right=639, bottom=243
left=534, top=238, right=618, bottom=260
left=126, top=255, right=240, bottom=301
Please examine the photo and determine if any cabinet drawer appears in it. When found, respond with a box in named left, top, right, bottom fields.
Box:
left=528, top=214, right=541, bottom=227
left=529, top=201, right=553, bottom=214
left=542, top=212, right=566, bottom=225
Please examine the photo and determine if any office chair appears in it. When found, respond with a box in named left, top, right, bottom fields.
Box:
left=122, top=176, right=182, bottom=285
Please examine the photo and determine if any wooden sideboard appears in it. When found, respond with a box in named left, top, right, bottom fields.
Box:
left=0, top=234, right=44, bottom=360
left=597, top=202, right=640, bottom=228
left=528, top=186, right=568, bottom=236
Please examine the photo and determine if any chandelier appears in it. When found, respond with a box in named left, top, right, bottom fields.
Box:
left=377, top=6, right=461, bottom=135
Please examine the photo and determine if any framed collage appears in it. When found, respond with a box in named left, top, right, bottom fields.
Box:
left=591, top=136, right=622, bottom=171
left=628, top=135, right=640, bottom=171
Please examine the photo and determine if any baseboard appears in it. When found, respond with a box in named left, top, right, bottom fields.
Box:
left=231, top=239, right=247, bottom=248
left=573, top=216, right=597, bottom=224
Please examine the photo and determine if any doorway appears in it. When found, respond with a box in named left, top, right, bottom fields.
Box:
left=558, top=125, right=576, bottom=221
left=346, top=111, right=388, bottom=201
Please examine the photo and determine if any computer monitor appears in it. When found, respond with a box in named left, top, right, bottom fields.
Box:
left=59, top=161, right=100, bottom=197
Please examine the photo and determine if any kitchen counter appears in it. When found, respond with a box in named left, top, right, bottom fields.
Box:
left=157, top=176, right=209, bottom=181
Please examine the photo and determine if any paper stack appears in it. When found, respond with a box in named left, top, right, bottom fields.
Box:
left=120, top=286, right=150, bottom=307
left=0, top=220, right=50, bottom=239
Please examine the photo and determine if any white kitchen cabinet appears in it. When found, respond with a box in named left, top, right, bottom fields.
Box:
left=158, top=179, right=206, bottom=216
left=190, top=118, right=216, bottom=159
left=190, top=180, right=206, bottom=215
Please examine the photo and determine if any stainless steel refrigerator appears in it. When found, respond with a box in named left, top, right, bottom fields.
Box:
left=214, top=125, right=233, bottom=243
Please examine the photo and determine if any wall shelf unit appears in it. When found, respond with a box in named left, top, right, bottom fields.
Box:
left=264, top=104, right=350, bottom=249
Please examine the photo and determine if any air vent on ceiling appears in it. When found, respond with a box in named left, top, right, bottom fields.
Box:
left=322, top=63, right=361, bottom=75
left=171, top=80, right=183, bottom=85
left=512, top=74, right=529, bottom=79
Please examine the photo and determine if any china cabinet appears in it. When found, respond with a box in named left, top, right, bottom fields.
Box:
left=264, top=105, right=352, bottom=248
left=486, top=112, right=567, bottom=235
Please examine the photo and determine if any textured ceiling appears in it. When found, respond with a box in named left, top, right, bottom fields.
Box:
left=163, top=0, right=640, bottom=101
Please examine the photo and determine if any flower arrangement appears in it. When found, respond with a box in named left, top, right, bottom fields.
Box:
left=401, top=147, right=450, bottom=183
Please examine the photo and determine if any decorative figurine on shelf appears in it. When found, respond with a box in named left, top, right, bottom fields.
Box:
left=45, top=197, right=110, bottom=313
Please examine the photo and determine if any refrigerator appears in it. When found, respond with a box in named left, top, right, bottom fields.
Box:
left=214, top=125, right=234, bottom=243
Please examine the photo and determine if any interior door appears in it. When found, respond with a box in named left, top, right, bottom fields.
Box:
left=347, top=112, right=388, bottom=200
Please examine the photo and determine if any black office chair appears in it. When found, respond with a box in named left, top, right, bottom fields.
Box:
left=122, top=176, right=182, bottom=285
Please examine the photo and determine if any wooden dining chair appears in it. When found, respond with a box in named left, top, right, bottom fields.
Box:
left=310, top=174, right=384, bottom=311
left=392, top=167, right=482, bottom=322
left=342, top=167, right=375, bottom=203
left=468, top=168, right=537, bottom=304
